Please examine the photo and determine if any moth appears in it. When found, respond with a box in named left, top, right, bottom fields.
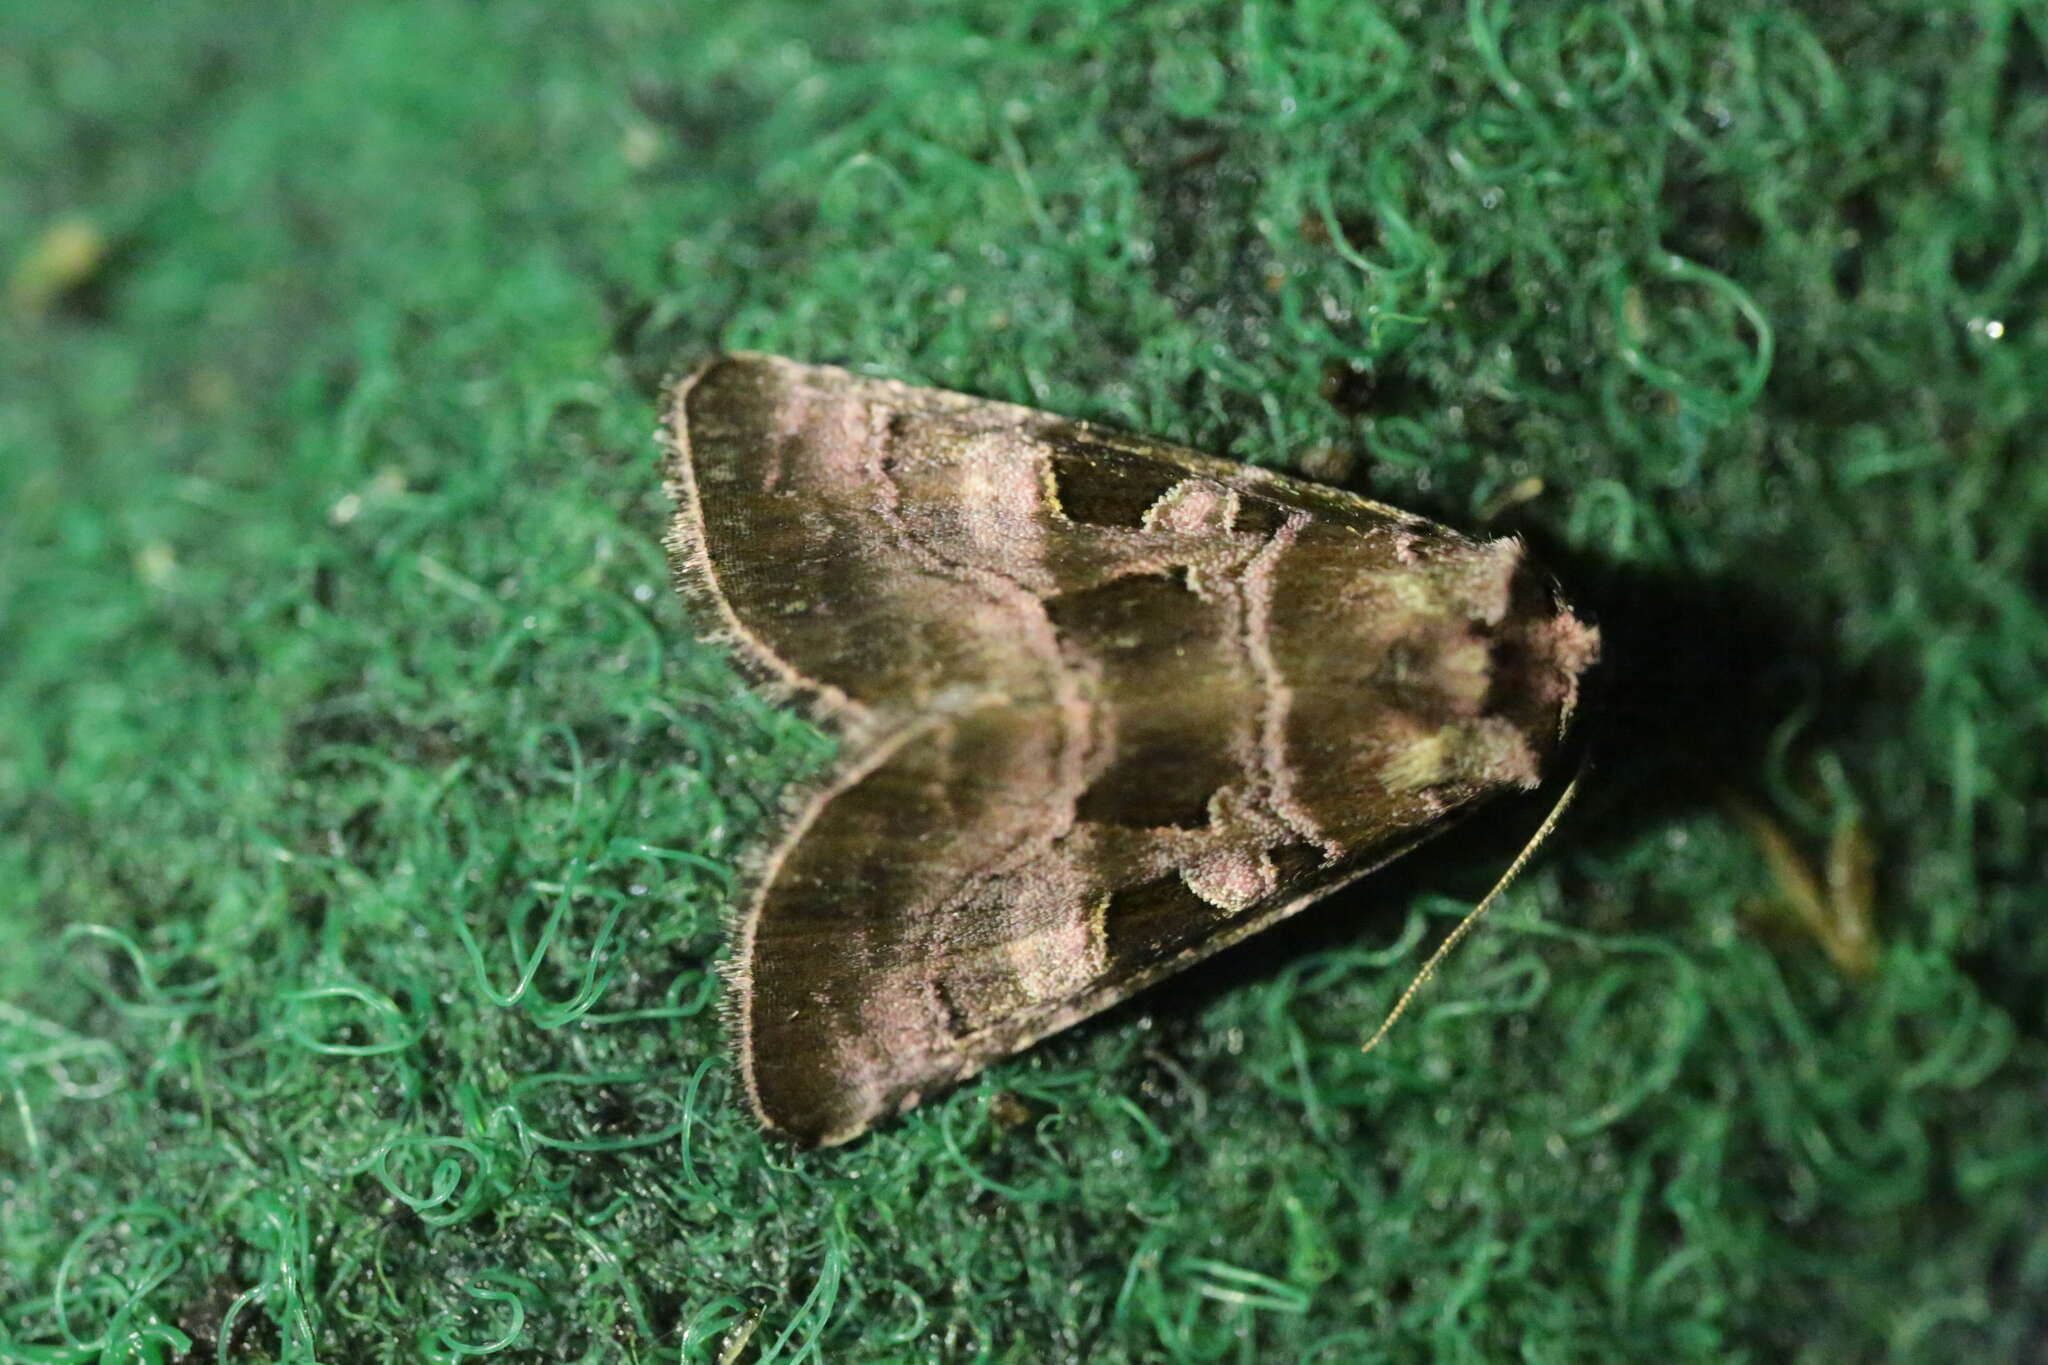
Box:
left=663, top=354, right=1599, bottom=1146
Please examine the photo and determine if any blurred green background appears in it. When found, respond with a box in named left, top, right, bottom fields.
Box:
left=3, top=1, right=2044, bottom=1360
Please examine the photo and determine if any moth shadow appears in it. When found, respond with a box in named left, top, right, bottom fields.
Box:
left=1531, top=538, right=1874, bottom=857
left=1092, top=548, right=1866, bottom=1032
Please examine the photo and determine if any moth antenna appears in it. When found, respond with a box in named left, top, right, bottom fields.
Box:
left=1360, top=766, right=1584, bottom=1054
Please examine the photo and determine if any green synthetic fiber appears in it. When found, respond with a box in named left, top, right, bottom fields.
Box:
left=3, top=0, right=2044, bottom=1359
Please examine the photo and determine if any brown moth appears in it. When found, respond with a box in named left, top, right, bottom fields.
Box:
left=662, top=354, right=1599, bottom=1147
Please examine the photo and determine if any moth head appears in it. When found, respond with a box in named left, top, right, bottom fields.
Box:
left=1383, top=535, right=1600, bottom=793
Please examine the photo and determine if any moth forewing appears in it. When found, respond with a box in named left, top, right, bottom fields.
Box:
left=664, top=353, right=1599, bottom=1146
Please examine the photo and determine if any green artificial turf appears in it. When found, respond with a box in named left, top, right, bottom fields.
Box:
left=3, top=1, right=2045, bottom=1360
